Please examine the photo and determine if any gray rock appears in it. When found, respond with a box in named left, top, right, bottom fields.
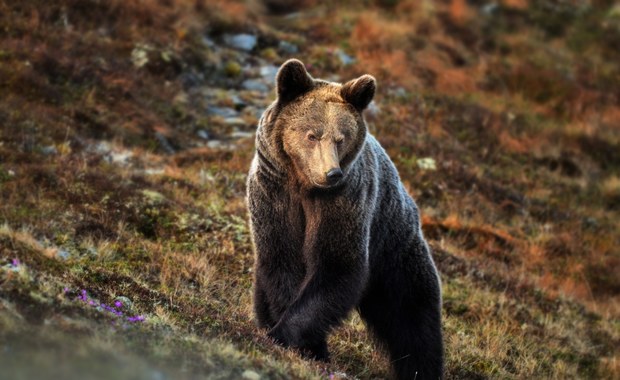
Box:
left=88, top=141, right=133, bottom=165
left=231, top=130, right=254, bottom=139
left=197, top=130, right=210, bottom=140
left=144, top=168, right=165, bottom=176
left=207, top=140, right=231, bottom=149
left=482, top=3, right=499, bottom=15
left=202, top=36, right=217, bottom=49
left=335, top=49, right=355, bottom=65
left=109, top=150, right=132, bottom=165
left=57, top=249, right=70, bottom=260
left=142, top=189, right=166, bottom=203
left=259, top=65, right=279, bottom=84
left=223, top=34, right=257, bottom=51
left=242, top=79, right=269, bottom=93
left=91, top=141, right=111, bottom=155
left=155, top=132, right=175, bottom=154
left=230, top=94, right=246, bottom=107
left=207, top=106, right=238, bottom=118
left=242, top=370, right=261, bottom=380
left=41, top=145, right=58, bottom=155
left=224, top=117, right=247, bottom=126
left=149, top=370, right=166, bottom=380
left=387, top=86, right=409, bottom=99
left=278, top=40, right=298, bottom=54
left=366, top=100, right=380, bottom=118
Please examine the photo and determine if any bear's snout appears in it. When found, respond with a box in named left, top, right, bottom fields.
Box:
left=326, top=168, right=343, bottom=185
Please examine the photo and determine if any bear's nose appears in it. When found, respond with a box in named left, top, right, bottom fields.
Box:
left=326, top=168, right=343, bottom=185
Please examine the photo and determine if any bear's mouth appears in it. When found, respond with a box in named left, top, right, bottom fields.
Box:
left=311, top=178, right=345, bottom=190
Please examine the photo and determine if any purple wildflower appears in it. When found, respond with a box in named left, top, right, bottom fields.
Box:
left=127, top=315, right=145, bottom=323
left=65, top=288, right=144, bottom=325
left=79, top=290, right=88, bottom=302
left=11, top=258, right=20, bottom=267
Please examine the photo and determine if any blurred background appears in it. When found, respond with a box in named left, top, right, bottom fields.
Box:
left=0, top=0, right=618, bottom=379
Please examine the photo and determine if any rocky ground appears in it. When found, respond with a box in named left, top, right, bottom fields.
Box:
left=0, top=0, right=619, bottom=379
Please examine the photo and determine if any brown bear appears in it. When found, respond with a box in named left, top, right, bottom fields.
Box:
left=246, top=59, right=444, bottom=379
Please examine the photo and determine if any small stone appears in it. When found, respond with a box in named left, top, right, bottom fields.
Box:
left=583, top=217, right=598, bottom=229
left=141, top=189, right=166, bottom=203
left=155, top=132, right=175, bottom=154
left=109, top=150, right=132, bottom=165
left=230, top=94, right=246, bottom=107
left=242, top=370, right=261, bottom=380
left=150, top=370, right=165, bottom=380
left=389, top=87, right=408, bottom=99
left=202, top=36, right=217, bottom=49
left=417, top=157, right=437, bottom=171
left=92, top=141, right=111, bottom=154
left=366, top=101, right=380, bottom=118
left=41, top=145, right=58, bottom=156
left=231, top=130, right=254, bottom=139
left=179, top=72, right=202, bottom=88
left=173, top=91, right=189, bottom=104
left=278, top=40, right=298, bottom=54
left=144, top=168, right=165, bottom=176
left=207, top=106, right=238, bottom=118
left=131, top=45, right=150, bottom=68
left=224, top=117, right=247, bottom=126
left=242, top=79, right=269, bottom=92
left=57, top=249, right=70, bottom=260
left=259, top=65, right=279, bottom=84
left=197, top=130, right=210, bottom=140
left=335, top=49, right=355, bottom=65
left=482, top=3, right=499, bottom=15
left=223, top=34, right=257, bottom=51
left=207, top=140, right=231, bottom=149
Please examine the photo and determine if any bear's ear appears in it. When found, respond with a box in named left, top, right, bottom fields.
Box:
left=340, top=74, right=376, bottom=112
left=276, top=59, right=314, bottom=103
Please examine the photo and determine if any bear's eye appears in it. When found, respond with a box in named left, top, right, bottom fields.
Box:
left=307, top=133, right=318, bottom=142
left=335, top=138, right=344, bottom=145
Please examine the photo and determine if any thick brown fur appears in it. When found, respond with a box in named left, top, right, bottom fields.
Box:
left=247, top=59, right=444, bottom=379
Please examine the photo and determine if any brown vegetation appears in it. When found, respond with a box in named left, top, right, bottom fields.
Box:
left=0, top=0, right=618, bottom=378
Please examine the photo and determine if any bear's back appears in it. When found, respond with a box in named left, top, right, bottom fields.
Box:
left=362, top=135, right=422, bottom=261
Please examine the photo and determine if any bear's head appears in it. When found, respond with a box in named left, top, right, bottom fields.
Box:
left=258, top=59, right=376, bottom=190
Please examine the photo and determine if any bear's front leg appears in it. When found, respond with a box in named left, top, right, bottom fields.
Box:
left=267, top=195, right=370, bottom=361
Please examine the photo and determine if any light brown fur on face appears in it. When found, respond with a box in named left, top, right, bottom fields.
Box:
left=281, top=96, right=360, bottom=188
left=253, top=59, right=375, bottom=191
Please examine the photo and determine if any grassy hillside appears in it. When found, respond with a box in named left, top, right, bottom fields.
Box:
left=0, top=0, right=618, bottom=378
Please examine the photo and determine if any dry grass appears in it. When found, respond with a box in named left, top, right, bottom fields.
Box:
left=0, top=0, right=619, bottom=379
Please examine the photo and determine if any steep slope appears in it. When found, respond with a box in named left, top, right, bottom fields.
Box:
left=1, top=1, right=618, bottom=378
